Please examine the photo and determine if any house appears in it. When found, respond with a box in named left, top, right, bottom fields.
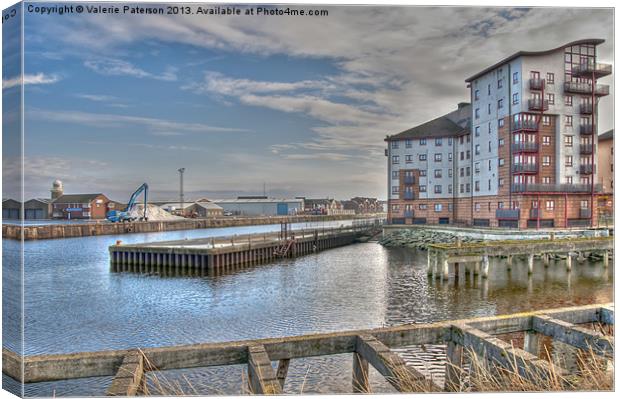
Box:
left=51, top=193, right=111, bottom=219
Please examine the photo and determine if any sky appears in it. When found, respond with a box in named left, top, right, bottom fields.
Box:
left=1, top=3, right=614, bottom=202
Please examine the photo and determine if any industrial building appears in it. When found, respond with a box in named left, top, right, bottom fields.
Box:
left=213, top=197, right=304, bottom=216
left=160, top=201, right=224, bottom=218
left=386, top=39, right=612, bottom=228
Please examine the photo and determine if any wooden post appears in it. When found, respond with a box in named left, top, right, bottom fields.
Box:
left=481, top=255, right=489, bottom=279
left=427, top=250, right=433, bottom=276
left=527, top=254, right=534, bottom=275
left=445, top=341, right=463, bottom=392
left=506, top=255, right=512, bottom=271
left=543, top=253, right=549, bottom=267
left=473, top=261, right=480, bottom=276
left=106, top=351, right=145, bottom=396
left=247, top=345, right=282, bottom=395
left=442, top=256, right=449, bottom=281
left=276, top=359, right=290, bottom=389
left=566, top=254, right=572, bottom=271
left=352, top=352, right=369, bottom=393
left=603, top=250, right=609, bottom=268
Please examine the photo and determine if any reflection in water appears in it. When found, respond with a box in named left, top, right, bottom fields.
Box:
left=1, top=224, right=613, bottom=396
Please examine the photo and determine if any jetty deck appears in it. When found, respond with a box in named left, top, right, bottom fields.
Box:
left=2, top=303, right=613, bottom=395
left=427, top=236, right=613, bottom=280
left=109, top=223, right=381, bottom=273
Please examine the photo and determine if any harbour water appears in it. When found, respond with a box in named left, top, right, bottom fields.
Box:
left=1, top=221, right=613, bottom=396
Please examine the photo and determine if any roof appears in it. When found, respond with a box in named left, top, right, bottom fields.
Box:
left=160, top=202, right=193, bottom=210
left=599, top=129, right=613, bottom=141
left=53, top=194, right=106, bottom=203
left=387, top=103, right=470, bottom=141
left=465, top=39, right=605, bottom=83
left=193, top=202, right=223, bottom=210
left=25, top=198, right=51, bottom=204
left=213, top=198, right=303, bottom=204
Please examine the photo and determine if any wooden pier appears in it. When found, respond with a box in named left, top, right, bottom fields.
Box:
left=427, top=236, right=613, bottom=280
left=2, top=303, right=613, bottom=395
left=109, top=223, right=381, bottom=273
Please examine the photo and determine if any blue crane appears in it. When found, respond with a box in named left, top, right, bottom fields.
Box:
left=106, top=183, right=149, bottom=223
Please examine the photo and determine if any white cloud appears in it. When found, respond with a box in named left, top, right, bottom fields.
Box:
left=2, top=73, right=60, bottom=89
left=84, top=58, right=177, bottom=81
left=283, top=153, right=353, bottom=161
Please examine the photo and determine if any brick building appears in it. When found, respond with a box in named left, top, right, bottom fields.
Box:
left=51, top=193, right=112, bottom=220
left=386, top=39, right=612, bottom=229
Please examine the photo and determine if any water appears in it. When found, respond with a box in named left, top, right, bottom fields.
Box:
left=2, top=222, right=613, bottom=396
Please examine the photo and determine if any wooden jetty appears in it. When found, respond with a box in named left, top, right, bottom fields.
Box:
left=427, top=236, right=613, bottom=280
left=2, top=303, right=613, bottom=395
left=109, top=223, right=381, bottom=273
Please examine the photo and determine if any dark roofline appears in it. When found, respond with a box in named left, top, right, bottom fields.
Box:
left=465, top=39, right=605, bottom=83
left=53, top=193, right=106, bottom=203
left=599, top=129, right=613, bottom=141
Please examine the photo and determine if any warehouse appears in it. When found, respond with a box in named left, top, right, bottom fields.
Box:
left=24, top=198, right=51, bottom=219
left=2, top=198, right=21, bottom=219
left=213, top=196, right=304, bottom=216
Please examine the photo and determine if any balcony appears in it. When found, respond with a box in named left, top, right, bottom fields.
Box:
left=511, top=142, right=538, bottom=153
left=529, top=78, right=545, bottom=90
left=580, top=164, right=594, bottom=175
left=572, top=62, right=612, bottom=78
left=579, top=103, right=593, bottom=114
left=580, top=208, right=592, bottom=219
left=564, top=82, right=610, bottom=97
left=402, top=192, right=415, bottom=200
left=580, top=144, right=594, bottom=154
left=528, top=98, right=549, bottom=112
left=512, top=183, right=602, bottom=193
left=404, top=176, right=415, bottom=185
left=513, top=163, right=537, bottom=173
left=512, top=119, right=538, bottom=132
left=404, top=210, right=414, bottom=218
left=529, top=208, right=540, bottom=218
left=580, top=124, right=593, bottom=135
left=496, top=208, right=520, bottom=220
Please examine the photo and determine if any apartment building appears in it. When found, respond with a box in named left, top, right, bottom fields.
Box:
left=386, top=39, right=612, bottom=228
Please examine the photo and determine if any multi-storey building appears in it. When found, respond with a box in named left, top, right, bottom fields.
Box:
left=598, top=129, right=613, bottom=194
left=386, top=39, right=612, bottom=228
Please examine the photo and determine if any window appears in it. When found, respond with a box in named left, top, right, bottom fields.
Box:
left=434, top=153, right=442, bottom=162
left=460, top=168, right=464, bottom=177
left=392, top=186, right=399, bottom=194
left=488, top=141, right=492, bottom=153
left=392, top=204, right=399, bottom=211
left=405, top=155, right=413, bottom=163
left=499, top=158, right=505, bottom=166
left=448, top=184, right=452, bottom=194
left=419, top=185, right=427, bottom=192
left=499, top=178, right=505, bottom=187
left=542, top=176, right=551, bottom=184
left=460, top=184, right=464, bottom=193
left=419, top=154, right=427, bottom=161
left=405, top=139, right=412, bottom=148
left=565, top=115, right=573, bottom=126
left=466, top=150, right=470, bottom=159
left=547, top=93, right=554, bottom=105
left=475, top=203, right=481, bottom=212
left=475, top=162, right=480, bottom=173
left=542, top=116, right=551, bottom=126
left=498, top=119, right=505, bottom=128
left=499, top=138, right=505, bottom=146
left=546, top=72, right=554, bottom=84
left=498, top=78, right=503, bottom=89
left=434, top=185, right=442, bottom=194
left=448, top=169, right=452, bottom=177
left=488, top=84, right=491, bottom=95
left=419, top=138, right=427, bottom=146
left=448, top=137, right=453, bottom=146
left=488, top=104, right=492, bottom=114
left=498, top=201, right=504, bottom=209
left=420, top=170, right=427, bottom=177
left=434, top=169, right=442, bottom=178
left=391, top=141, right=399, bottom=149
left=474, top=89, right=480, bottom=100
left=565, top=95, right=573, bottom=106
left=435, top=138, right=442, bottom=146
left=543, top=156, right=551, bottom=166
left=466, top=183, right=470, bottom=192
left=564, top=136, right=573, bottom=147
left=419, top=204, right=427, bottom=210
left=542, top=136, right=550, bottom=146
left=580, top=200, right=589, bottom=209
left=565, top=176, right=573, bottom=184
left=392, top=155, right=399, bottom=164
left=475, top=181, right=480, bottom=192
left=434, top=204, right=443, bottom=212
left=545, top=200, right=555, bottom=211
left=512, top=93, right=519, bottom=105
left=513, top=72, right=519, bottom=84
left=565, top=155, right=573, bottom=166
left=475, top=108, right=480, bottom=119
left=475, top=144, right=480, bottom=155
left=475, top=126, right=480, bottom=137
left=448, top=152, right=453, bottom=161
left=392, top=171, right=398, bottom=179
left=466, top=167, right=470, bottom=176
left=460, top=152, right=464, bottom=161
left=488, top=160, right=492, bottom=171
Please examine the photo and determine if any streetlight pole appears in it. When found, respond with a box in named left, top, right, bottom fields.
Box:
left=178, top=168, right=185, bottom=212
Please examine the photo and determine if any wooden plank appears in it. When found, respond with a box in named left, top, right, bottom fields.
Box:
left=355, top=334, right=441, bottom=392
left=275, top=359, right=290, bottom=389
left=247, top=345, right=282, bottom=394
left=106, top=351, right=145, bottom=396
left=532, top=315, right=613, bottom=358
left=446, top=255, right=483, bottom=264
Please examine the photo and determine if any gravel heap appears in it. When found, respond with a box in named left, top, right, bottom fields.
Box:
left=128, top=204, right=183, bottom=221
left=378, top=229, right=483, bottom=250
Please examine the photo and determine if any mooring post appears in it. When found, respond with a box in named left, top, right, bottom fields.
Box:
left=506, top=255, right=512, bottom=270
left=523, top=331, right=540, bottom=356
left=442, top=256, right=449, bottom=281
left=427, top=250, right=433, bottom=277
left=473, top=261, right=480, bottom=276
left=527, top=254, right=534, bottom=275
left=543, top=253, right=550, bottom=267
left=481, top=255, right=489, bottom=279
left=566, top=254, right=572, bottom=271
left=352, top=352, right=370, bottom=393
left=603, top=250, right=609, bottom=268
left=445, top=340, right=464, bottom=392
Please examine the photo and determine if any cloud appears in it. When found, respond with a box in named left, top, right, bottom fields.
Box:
left=2, top=73, right=60, bottom=89
left=283, top=153, right=353, bottom=161
left=84, top=58, right=177, bottom=81
left=75, top=93, right=119, bottom=102
left=29, top=108, right=250, bottom=135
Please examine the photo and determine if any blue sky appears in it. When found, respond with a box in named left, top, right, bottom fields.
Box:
left=2, top=3, right=614, bottom=201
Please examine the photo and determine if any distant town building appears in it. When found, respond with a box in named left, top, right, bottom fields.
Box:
left=302, top=198, right=353, bottom=215
left=214, top=197, right=304, bottom=216
left=161, top=200, right=224, bottom=218
left=51, top=193, right=111, bottom=219
left=598, top=130, right=613, bottom=193
left=386, top=39, right=612, bottom=228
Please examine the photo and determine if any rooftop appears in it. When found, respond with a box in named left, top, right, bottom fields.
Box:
left=386, top=103, right=470, bottom=141
left=599, top=129, right=613, bottom=141
left=53, top=194, right=107, bottom=203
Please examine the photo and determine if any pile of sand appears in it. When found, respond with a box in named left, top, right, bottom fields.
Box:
left=128, top=204, right=183, bottom=221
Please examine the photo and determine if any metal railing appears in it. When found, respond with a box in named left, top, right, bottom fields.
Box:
left=580, top=208, right=592, bottom=219
left=572, top=62, right=612, bottom=77
left=512, top=183, right=602, bottom=193
left=579, top=103, right=593, bottom=114
left=404, top=176, right=415, bottom=184
left=580, top=144, right=594, bottom=154
left=402, top=192, right=414, bottom=200
left=580, top=165, right=594, bottom=175
left=528, top=98, right=549, bottom=111
left=580, top=124, right=593, bottom=135
left=512, top=119, right=538, bottom=132
left=511, top=142, right=538, bottom=153
left=496, top=208, right=520, bottom=220
left=529, top=78, right=544, bottom=90
left=513, top=163, right=537, bottom=173
left=404, top=210, right=414, bottom=218
left=564, top=82, right=610, bottom=96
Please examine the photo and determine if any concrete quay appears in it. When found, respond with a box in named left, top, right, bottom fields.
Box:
left=427, top=236, right=613, bottom=280
left=109, top=223, right=381, bottom=273
left=2, top=214, right=384, bottom=241
left=2, top=303, right=613, bottom=394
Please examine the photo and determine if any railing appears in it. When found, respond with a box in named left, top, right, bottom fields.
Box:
left=402, top=192, right=414, bottom=200
left=529, top=78, right=544, bottom=90
left=512, top=119, right=538, bottom=132
left=580, top=124, right=593, bottom=135
left=528, top=98, right=549, bottom=111
left=404, top=210, right=414, bottom=218
left=580, top=208, right=592, bottom=219
left=512, top=183, right=602, bottom=193
left=580, top=144, right=594, bottom=154
left=404, top=176, right=415, bottom=184
left=564, top=82, right=610, bottom=96
left=513, top=163, right=537, bottom=173
left=579, top=103, right=593, bottom=114
left=572, top=62, right=612, bottom=77
left=511, top=142, right=538, bottom=153
left=496, top=208, right=520, bottom=220
left=580, top=165, right=594, bottom=175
